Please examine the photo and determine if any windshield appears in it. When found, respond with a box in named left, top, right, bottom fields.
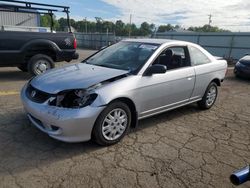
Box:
left=83, top=41, right=159, bottom=72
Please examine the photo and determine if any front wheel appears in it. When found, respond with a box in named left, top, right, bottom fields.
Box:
left=197, top=82, right=218, bottom=110
left=28, top=54, right=55, bottom=76
left=92, top=102, right=131, bottom=146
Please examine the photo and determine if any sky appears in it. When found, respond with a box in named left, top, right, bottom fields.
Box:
left=22, top=0, right=250, bottom=31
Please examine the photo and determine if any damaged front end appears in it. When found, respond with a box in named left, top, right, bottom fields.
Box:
left=47, top=74, right=129, bottom=109
left=49, top=85, right=100, bottom=108
left=26, top=72, right=129, bottom=110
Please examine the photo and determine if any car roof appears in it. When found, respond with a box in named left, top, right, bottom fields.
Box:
left=123, top=38, right=187, bottom=45
left=122, top=38, right=215, bottom=61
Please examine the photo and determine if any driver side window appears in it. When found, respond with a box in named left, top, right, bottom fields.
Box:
left=153, top=46, right=190, bottom=70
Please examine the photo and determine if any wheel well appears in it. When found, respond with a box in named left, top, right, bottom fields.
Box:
left=211, top=78, right=221, bottom=86
left=25, top=49, right=56, bottom=62
left=110, top=97, right=138, bottom=128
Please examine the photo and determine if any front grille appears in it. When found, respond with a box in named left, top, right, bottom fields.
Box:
left=26, top=84, right=53, bottom=103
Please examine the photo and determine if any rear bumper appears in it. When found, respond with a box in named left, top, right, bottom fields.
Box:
left=56, top=50, right=79, bottom=62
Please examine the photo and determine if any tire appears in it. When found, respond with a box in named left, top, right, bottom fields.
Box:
left=17, top=64, right=28, bottom=72
left=234, top=68, right=241, bottom=78
left=92, top=102, right=131, bottom=146
left=28, top=54, right=55, bottom=76
left=197, top=82, right=218, bottom=110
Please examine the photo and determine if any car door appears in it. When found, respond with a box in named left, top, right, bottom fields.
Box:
left=137, top=46, right=196, bottom=118
left=188, top=45, right=214, bottom=100
left=0, top=31, right=23, bottom=64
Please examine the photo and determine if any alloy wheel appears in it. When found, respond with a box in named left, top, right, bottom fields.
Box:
left=101, top=108, right=128, bottom=141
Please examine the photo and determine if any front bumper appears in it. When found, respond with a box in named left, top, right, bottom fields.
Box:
left=21, top=85, right=105, bottom=143
left=235, top=64, right=250, bottom=78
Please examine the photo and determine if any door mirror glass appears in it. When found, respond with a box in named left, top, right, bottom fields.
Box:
left=144, top=64, right=167, bottom=76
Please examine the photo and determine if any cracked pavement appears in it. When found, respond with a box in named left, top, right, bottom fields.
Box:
left=0, top=50, right=250, bottom=188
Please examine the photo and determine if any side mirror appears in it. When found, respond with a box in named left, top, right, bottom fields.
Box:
left=144, top=64, right=167, bottom=76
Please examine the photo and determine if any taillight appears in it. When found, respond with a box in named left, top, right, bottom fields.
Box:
left=73, top=38, right=77, bottom=49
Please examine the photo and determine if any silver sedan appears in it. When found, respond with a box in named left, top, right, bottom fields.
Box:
left=21, top=39, right=227, bottom=145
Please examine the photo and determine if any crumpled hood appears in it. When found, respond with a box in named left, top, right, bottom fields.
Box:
left=30, top=63, right=129, bottom=94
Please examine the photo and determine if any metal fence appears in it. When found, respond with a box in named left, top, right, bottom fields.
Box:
left=75, top=33, right=116, bottom=50
left=154, top=32, right=250, bottom=60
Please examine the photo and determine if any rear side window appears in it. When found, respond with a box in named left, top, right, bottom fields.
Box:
left=189, top=46, right=211, bottom=65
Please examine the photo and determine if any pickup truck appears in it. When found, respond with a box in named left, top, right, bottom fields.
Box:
left=0, top=0, right=79, bottom=75
left=0, top=31, right=79, bottom=75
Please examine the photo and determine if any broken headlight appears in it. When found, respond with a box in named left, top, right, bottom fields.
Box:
left=50, top=89, right=98, bottom=108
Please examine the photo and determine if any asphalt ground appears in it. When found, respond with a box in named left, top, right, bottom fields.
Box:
left=0, top=49, right=250, bottom=188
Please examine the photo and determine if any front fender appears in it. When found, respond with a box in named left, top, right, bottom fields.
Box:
left=90, top=76, right=141, bottom=111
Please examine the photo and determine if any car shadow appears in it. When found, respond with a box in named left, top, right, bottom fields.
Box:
left=0, top=103, right=201, bottom=176
left=0, top=68, right=32, bottom=81
left=134, top=103, right=200, bottom=132
left=225, top=74, right=250, bottom=84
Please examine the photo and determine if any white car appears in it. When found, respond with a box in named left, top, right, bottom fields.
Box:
left=21, top=39, right=228, bottom=145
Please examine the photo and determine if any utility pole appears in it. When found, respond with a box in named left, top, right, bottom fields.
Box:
left=84, top=17, right=87, bottom=33
left=95, top=17, right=103, bottom=33
left=106, top=27, right=109, bottom=46
left=208, top=14, right=212, bottom=26
left=129, top=14, right=132, bottom=38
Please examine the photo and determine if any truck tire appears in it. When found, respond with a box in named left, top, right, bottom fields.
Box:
left=18, top=64, right=28, bottom=72
left=28, top=54, right=55, bottom=76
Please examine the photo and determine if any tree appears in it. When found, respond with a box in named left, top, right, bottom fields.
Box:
left=188, top=24, right=230, bottom=32
left=150, top=23, right=155, bottom=31
left=130, top=23, right=139, bottom=36
left=40, top=14, right=59, bottom=30
left=157, top=24, right=174, bottom=32
left=43, top=16, right=231, bottom=35
left=102, top=21, right=115, bottom=33
left=140, top=22, right=152, bottom=36
left=115, top=20, right=125, bottom=35
left=58, top=18, right=68, bottom=31
left=174, top=25, right=181, bottom=29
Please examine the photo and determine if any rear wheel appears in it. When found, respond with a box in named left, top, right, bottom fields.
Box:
left=92, top=102, right=131, bottom=146
left=28, top=54, right=55, bottom=76
left=198, top=82, right=218, bottom=110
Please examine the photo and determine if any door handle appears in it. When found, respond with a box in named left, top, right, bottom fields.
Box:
left=187, top=74, right=194, bottom=80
